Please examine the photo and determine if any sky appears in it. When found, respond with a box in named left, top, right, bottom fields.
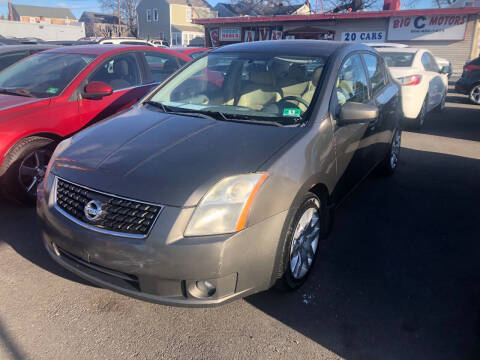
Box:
left=1, top=0, right=437, bottom=19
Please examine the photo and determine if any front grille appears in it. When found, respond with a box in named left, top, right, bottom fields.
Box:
left=55, top=178, right=161, bottom=237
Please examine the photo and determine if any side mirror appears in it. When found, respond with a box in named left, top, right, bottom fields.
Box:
left=339, top=102, right=379, bottom=124
left=83, top=81, right=113, bottom=100
left=440, top=66, right=450, bottom=75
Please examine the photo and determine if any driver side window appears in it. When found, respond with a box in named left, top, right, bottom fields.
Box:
left=89, top=53, right=141, bottom=91
left=334, top=54, right=369, bottom=111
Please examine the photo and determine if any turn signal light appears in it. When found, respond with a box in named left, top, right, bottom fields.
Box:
left=464, top=64, right=480, bottom=73
left=398, top=75, right=422, bottom=86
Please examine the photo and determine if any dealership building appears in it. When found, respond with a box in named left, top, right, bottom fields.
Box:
left=194, top=7, right=480, bottom=75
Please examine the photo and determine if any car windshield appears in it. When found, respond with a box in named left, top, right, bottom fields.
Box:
left=381, top=52, right=415, bottom=67
left=0, top=52, right=96, bottom=98
left=148, top=52, right=327, bottom=126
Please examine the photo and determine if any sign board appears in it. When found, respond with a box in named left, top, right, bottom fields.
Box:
left=271, top=30, right=283, bottom=40
left=259, top=28, right=270, bottom=41
left=209, top=28, right=219, bottom=47
left=342, top=31, right=386, bottom=42
left=244, top=30, right=255, bottom=42
left=388, top=15, right=468, bottom=41
left=220, top=28, right=241, bottom=42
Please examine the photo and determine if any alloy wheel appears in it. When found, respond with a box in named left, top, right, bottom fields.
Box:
left=470, top=85, right=480, bottom=105
left=289, top=202, right=320, bottom=280
left=390, top=130, right=401, bottom=170
left=18, top=149, right=52, bottom=195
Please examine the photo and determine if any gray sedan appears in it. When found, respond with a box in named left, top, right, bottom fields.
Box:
left=37, top=40, right=402, bottom=307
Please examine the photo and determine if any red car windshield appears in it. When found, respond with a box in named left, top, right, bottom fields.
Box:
left=0, top=52, right=96, bottom=98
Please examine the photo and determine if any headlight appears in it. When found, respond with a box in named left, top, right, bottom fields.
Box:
left=44, top=137, right=72, bottom=181
left=185, top=173, right=268, bottom=236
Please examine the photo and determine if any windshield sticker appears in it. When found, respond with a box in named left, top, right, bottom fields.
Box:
left=46, top=87, right=59, bottom=94
left=283, top=108, right=301, bottom=117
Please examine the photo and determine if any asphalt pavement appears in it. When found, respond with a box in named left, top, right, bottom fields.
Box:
left=0, top=90, right=479, bottom=360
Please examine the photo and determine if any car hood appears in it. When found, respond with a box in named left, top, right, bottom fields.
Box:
left=0, top=94, right=45, bottom=111
left=0, top=94, right=50, bottom=125
left=53, top=105, right=300, bottom=207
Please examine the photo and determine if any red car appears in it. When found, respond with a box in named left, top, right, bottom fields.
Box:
left=0, top=45, right=190, bottom=204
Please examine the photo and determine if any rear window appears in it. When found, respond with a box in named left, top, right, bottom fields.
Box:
left=381, top=52, right=415, bottom=67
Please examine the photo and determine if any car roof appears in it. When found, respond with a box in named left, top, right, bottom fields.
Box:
left=0, top=44, right=58, bottom=53
left=44, top=44, right=178, bottom=56
left=212, top=40, right=350, bottom=57
left=171, top=47, right=207, bottom=52
left=376, top=47, right=421, bottom=54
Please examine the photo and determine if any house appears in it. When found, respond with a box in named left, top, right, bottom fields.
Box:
left=137, top=0, right=217, bottom=46
left=8, top=3, right=77, bottom=25
left=79, top=12, right=129, bottom=37
left=214, top=2, right=312, bottom=17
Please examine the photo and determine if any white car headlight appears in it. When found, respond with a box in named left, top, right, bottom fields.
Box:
left=185, top=173, right=268, bottom=237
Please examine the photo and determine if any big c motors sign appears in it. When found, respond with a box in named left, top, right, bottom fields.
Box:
left=388, top=14, right=468, bottom=41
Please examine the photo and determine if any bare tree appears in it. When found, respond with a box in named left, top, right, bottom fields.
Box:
left=99, top=0, right=138, bottom=36
left=323, top=0, right=380, bottom=12
left=431, top=0, right=458, bottom=7
left=228, top=0, right=305, bottom=15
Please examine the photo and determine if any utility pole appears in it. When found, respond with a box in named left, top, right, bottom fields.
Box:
left=118, top=0, right=121, bottom=27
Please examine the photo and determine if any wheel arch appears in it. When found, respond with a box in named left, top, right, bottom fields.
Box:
left=269, top=181, right=333, bottom=287
left=0, top=132, right=62, bottom=176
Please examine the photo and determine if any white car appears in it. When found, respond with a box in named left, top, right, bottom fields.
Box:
left=370, top=43, right=453, bottom=78
left=377, top=47, right=449, bottom=128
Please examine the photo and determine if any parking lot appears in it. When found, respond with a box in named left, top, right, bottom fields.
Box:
left=1, top=86, right=479, bottom=360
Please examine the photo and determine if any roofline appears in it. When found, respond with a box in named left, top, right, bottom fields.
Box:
left=194, top=7, right=480, bottom=25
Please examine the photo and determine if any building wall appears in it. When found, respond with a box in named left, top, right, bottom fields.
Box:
left=203, top=15, right=479, bottom=75
left=399, top=15, right=479, bottom=74
left=0, top=19, right=85, bottom=41
left=137, top=0, right=171, bottom=40
left=18, top=15, right=77, bottom=25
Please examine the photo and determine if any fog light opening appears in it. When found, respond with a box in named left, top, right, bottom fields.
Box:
left=188, top=280, right=217, bottom=298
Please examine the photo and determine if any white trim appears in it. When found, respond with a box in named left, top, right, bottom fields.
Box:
left=146, top=9, right=152, bottom=22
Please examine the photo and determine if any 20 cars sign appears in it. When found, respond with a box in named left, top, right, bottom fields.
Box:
left=388, top=15, right=468, bottom=41
left=342, top=31, right=385, bottom=42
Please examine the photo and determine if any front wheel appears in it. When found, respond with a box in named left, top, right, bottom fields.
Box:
left=275, top=193, right=325, bottom=291
left=469, top=84, right=480, bottom=105
left=0, top=137, right=55, bottom=206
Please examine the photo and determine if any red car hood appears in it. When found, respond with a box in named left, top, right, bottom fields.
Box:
left=0, top=94, right=51, bottom=123
left=0, top=94, right=45, bottom=110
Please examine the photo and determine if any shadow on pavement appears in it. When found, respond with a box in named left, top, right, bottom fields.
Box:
left=247, top=148, right=480, bottom=360
left=0, top=317, right=24, bottom=360
left=0, top=201, right=93, bottom=287
left=415, top=103, right=480, bottom=142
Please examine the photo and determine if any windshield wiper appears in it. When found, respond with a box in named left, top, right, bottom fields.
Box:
left=144, top=100, right=216, bottom=120
left=0, top=88, right=36, bottom=98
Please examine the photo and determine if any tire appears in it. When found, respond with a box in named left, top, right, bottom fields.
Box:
left=377, top=128, right=401, bottom=176
left=274, top=193, right=328, bottom=291
left=0, top=136, right=56, bottom=206
left=413, top=98, right=427, bottom=129
left=469, top=83, right=480, bottom=105
left=434, top=91, right=447, bottom=113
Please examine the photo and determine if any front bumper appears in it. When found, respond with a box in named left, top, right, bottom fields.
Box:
left=37, top=176, right=287, bottom=307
